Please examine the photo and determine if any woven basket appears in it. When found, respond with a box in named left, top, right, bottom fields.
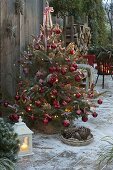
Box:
left=60, top=135, right=94, bottom=146
left=36, top=122, right=63, bottom=134
left=29, top=119, right=66, bottom=134
left=60, top=126, right=94, bottom=146
left=27, top=118, right=74, bottom=134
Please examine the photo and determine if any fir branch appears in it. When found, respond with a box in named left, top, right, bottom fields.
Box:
left=98, top=137, right=113, bottom=167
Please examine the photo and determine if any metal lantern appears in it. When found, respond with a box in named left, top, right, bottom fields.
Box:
left=13, top=116, right=33, bottom=157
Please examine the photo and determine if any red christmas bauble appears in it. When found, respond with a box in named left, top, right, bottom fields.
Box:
left=49, top=66, right=56, bottom=73
left=48, top=76, right=58, bottom=85
left=53, top=100, right=60, bottom=109
left=4, top=101, right=9, bottom=107
left=76, top=109, right=82, bottom=115
left=44, top=113, right=52, bottom=121
left=35, top=100, right=41, bottom=107
left=70, top=50, right=75, bottom=55
left=82, top=116, right=88, bottom=122
left=76, top=93, right=81, bottom=98
left=62, top=101, right=68, bottom=106
left=22, top=95, right=26, bottom=101
left=88, top=93, right=94, bottom=98
left=75, top=75, right=81, bottom=82
left=92, top=112, right=98, bottom=118
left=43, top=118, right=49, bottom=125
left=47, top=44, right=51, bottom=49
left=53, top=100, right=58, bottom=105
left=97, top=99, right=103, bottom=104
left=55, top=29, right=61, bottom=34
left=9, top=113, right=19, bottom=122
left=51, top=43, right=57, bottom=49
left=39, top=87, right=44, bottom=93
left=65, top=97, right=71, bottom=103
left=56, top=66, right=61, bottom=72
left=65, top=58, right=71, bottom=62
left=63, top=120, right=70, bottom=127
left=54, top=104, right=60, bottom=109
left=15, top=94, right=20, bottom=101
left=72, top=63, right=77, bottom=68
left=69, top=66, right=76, bottom=72
left=25, top=105, right=32, bottom=112
left=51, top=89, right=58, bottom=96
left=29, top=114, right=35, bottom=121
left=61, top=68, right=67, bottom=75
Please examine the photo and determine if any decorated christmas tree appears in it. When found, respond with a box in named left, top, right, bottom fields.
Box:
left=3, top=2, right=102, bottom=133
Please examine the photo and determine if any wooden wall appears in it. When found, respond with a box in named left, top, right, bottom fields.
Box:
left=0, top=0, right=43, bottom=97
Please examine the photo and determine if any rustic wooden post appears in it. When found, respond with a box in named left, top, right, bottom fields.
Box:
left=0, top=0, right=20, bottom=97
left=0, top=0, right=1, bottom=98
left=70, top=15, right=74, bottom=42
left=0, top=0, right=43, bottom=97
left=63, top=16, right=66, bottom=47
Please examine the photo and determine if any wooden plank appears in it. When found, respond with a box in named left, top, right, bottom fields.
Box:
left=0, top=0, right=20, bottom=97
left=0, top=0, right=43, bottom=97
left=24, top=0, right=43, bottom=47
left=0, top=0, right=1, bottom=98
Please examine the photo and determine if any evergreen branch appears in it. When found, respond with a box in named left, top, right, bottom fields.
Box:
left=98, top=137, right=113, bottom=167
left=0, top=158, right=15, bottom=170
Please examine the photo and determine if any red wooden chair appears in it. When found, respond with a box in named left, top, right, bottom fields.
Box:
left=83, top=54, right=96, bottom=67
left=95, top=57, right=113, bottom=88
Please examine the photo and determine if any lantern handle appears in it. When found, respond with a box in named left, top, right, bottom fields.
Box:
left=19, top=116, right=23, bottom=123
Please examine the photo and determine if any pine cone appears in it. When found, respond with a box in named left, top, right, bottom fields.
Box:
left=61, top=126, right=92, bottom=141
left=78, top=127, right=91, bottom=140
left=72, top=132, right=82, bottom=140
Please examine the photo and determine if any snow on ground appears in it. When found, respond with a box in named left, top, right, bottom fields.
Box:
left=16, top=70, right=113, bottom=170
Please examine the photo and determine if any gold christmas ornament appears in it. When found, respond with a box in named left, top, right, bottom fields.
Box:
left=64, top=83, right=71, bottom=90
left=66, top=42, right=75, bottom=51
left=65, top=106, right=73, bottom=112
left=42, top=103, right=51, bottom=110
left=48, top=52, right=55, bottom=59
left=30, top=85, right=39, bottom=92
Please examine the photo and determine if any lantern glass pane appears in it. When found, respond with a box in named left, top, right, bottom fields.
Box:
left=20, top=136, right=29, bottom=152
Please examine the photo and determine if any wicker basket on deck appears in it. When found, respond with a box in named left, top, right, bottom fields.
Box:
left=61, top=126, right=93, bottom=146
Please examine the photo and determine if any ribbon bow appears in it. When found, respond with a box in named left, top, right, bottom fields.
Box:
left=43, top=2, right=54, bottom=28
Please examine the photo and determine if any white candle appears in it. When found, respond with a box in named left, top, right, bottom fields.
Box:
left=20, top=143, right=28, bottom=151
left=20, top=137, right=28, bottom=151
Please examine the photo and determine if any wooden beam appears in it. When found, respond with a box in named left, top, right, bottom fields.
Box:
left=0, top=0, right=1, bottom=98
